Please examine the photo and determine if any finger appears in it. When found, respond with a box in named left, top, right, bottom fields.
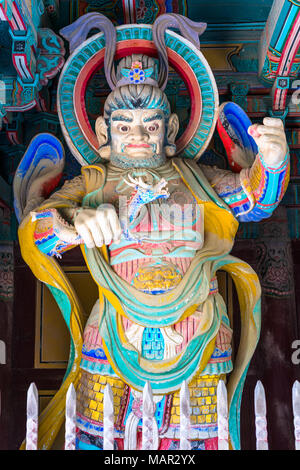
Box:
left=257, top=134, right=285, bottom=146
left=86, top=219, right=104, bottom=247
left=107, top=211, right=122, bottom=242
left=256, top=135, right=286, bottom=157
left=263, top=117, right=284, bottom=129
left=248, top=124, right=262, bottom=143
left=75, top=223, right=95, bottom=249
left=256, top=125, right=285, bottom=138
left=248, top=123, right=260, bottom=138
left=96, top=216, right=113, bottom=245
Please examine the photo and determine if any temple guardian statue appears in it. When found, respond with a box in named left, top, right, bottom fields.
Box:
left=13, top=13, right=289, bottom=450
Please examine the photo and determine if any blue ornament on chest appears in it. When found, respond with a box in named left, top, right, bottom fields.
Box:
left=125, top=174, right=170, bottom=223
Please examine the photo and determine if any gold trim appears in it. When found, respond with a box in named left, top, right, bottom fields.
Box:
left=201, top=44, right=243, bottom=72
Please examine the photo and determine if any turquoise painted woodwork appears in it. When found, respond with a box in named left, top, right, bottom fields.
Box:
left=188, top=0, right=274, bottom=24
left=259, top=0, right=300, bottom=86
left=0, top=0, right=65, bottom=119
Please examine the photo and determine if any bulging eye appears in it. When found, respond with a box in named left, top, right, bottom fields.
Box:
left=146, top=122, right=159, bottom=133
left=118, top=124, right=130, bottom=133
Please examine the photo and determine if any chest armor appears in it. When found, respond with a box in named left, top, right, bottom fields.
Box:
left=103, top=173, right=204, bottom=293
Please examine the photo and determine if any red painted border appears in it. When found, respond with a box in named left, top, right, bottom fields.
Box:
left=12, top=2, right=27, bottom=31
left=273, top=11, right=300, bottom=111
left=73, top=39, right=202, bottom=153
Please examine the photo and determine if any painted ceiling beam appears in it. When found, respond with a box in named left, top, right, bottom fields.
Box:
left=0, top=0, right=65, bottom=130
left=258, top=0, right=300, bottom=116
left=259, top=0, right=300, bottom=85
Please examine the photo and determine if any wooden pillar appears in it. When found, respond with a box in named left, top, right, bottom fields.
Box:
left=0, top=243, right=14, bottom=450
left=233, top=206, right=299, bottom=450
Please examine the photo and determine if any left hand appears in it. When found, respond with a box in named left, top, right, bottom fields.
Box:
left=248, top=117, right=288, bottom=167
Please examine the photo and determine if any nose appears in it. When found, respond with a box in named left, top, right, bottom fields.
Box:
left=129, top=125, right=149, bottom=141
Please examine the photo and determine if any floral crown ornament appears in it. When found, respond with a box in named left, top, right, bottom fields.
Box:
left=119, top=61, right=158, bottom=87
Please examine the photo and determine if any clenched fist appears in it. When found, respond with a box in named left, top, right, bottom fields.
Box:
left=248, top=117, right=288, bottom=167
left=74, top=203, right=122, bottom=248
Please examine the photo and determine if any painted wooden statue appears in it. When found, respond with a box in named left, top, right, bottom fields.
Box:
left=13, top=13, right=289, bottom=450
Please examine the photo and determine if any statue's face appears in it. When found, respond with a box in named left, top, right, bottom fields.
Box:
left=110, top=108, right=166, bottom=166
left=96, top=105, right=179, bottom=169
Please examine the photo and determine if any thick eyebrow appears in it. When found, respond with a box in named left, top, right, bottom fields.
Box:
left=111, top=114, right=133, bottom=122
left=143, top=113, right=163, bottom=123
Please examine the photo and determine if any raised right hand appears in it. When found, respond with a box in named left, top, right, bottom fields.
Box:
left=74, top=204, right=122, bottom=248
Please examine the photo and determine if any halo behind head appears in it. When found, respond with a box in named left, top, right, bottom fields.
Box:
left=58, top=19, right=219, bottom=166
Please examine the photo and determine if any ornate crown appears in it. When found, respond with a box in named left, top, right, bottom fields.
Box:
left=118, top=60, right=159, bottom=87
